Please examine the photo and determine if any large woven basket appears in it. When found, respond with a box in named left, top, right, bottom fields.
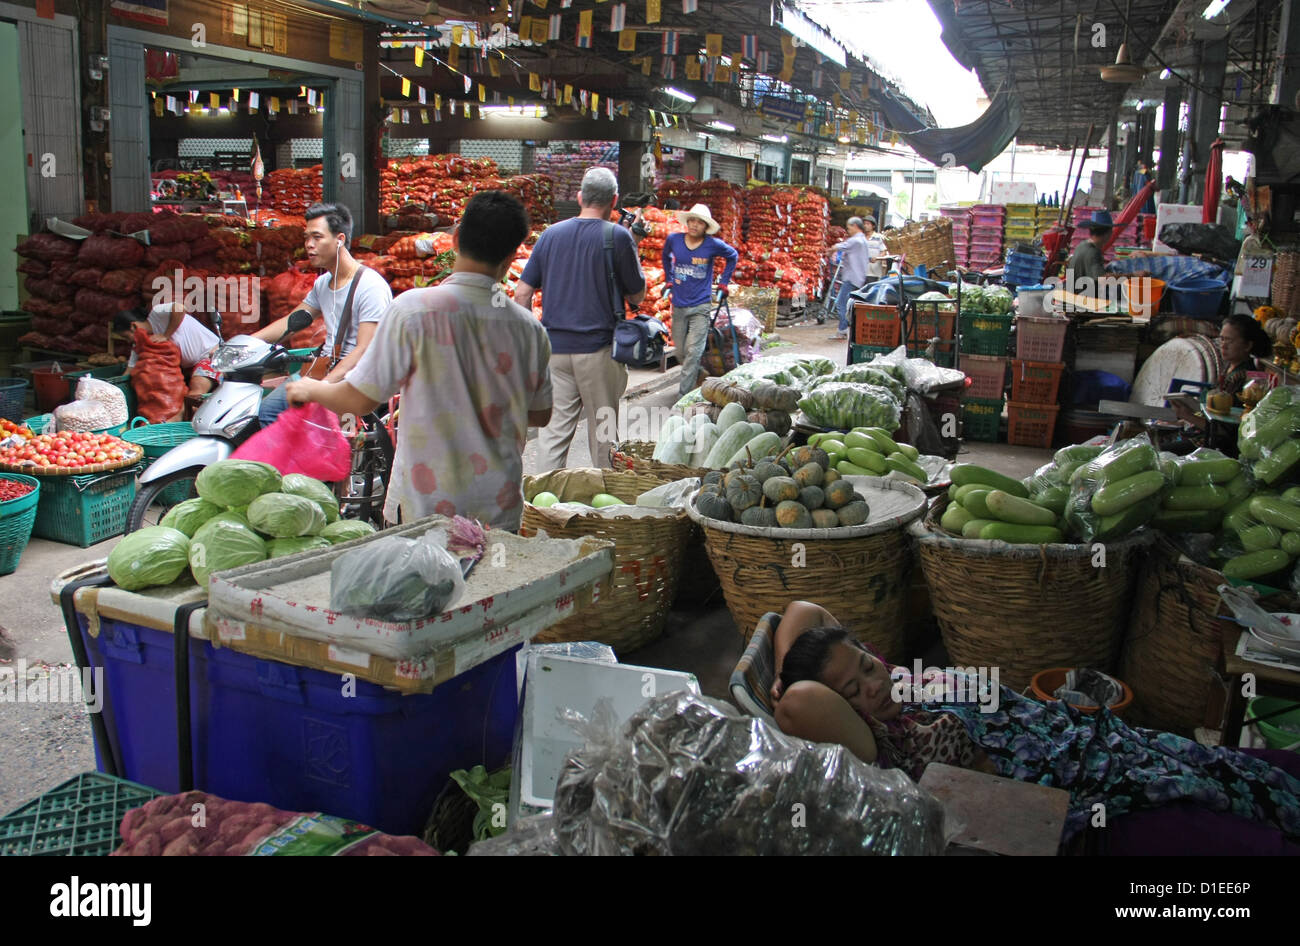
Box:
left=728, top=286, right=779, bottom=334
left=913, top=496, right=1156, bottom=691
left=608, top=440, right=710, bottom=481
left=883, top=218, right=956, bottom=276
left=1119, top=535, right=1233, bottom=735
left=520, top=468, right=692, bottom=655
left=685, top=477, right=926, bottom=661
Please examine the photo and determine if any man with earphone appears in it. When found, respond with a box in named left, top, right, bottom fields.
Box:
left=254, top=202, right=393, bottom=427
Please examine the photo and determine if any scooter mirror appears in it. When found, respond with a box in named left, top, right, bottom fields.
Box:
left=286, top=310, right=313, bottom=334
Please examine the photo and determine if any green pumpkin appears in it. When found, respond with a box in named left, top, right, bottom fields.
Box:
left=741, top=505, right=779, bottom=528
left=762, top=476, right=800, bottom=504
left=725, top=474, right=763, bottom=512
left=695, top=491, right=733, bottom=522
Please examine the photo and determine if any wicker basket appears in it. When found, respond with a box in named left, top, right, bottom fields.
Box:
left=728, top=286, right=779, bottom=334
left=882, top=218, right=956, bottom=276
left=608, top=440, right=709, bottom=481
left=1119, top=535, right=1233, bottom=734
left=913, top=496, right=1155, bottom=691
left=685, top=477, right=926, bottom=661
left=520, top=468, right=692, bottom=654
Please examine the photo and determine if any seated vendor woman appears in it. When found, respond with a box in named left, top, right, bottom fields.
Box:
left=769, top=601, right=1300, bottom=847
left=1170, top=313, right=1271, bottom=456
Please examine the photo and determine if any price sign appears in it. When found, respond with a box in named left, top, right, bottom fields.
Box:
left=1241, top=254, right=1274, bottom=297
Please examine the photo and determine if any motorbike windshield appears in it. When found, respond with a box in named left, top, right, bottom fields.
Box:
left=211, top=340, right=266, bottom=373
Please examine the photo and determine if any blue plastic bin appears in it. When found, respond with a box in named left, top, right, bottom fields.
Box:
left=1166, top=277, right=1227, bottom=319
left=74, top=613, right=520, bottom=836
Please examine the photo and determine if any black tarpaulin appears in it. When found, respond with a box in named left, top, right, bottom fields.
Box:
left=902, top=93, right=1022, bottom=173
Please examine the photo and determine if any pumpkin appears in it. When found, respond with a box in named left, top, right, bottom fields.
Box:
left=726, top=474, right=763, bottom=512
left=701, top=377, right=756, bottom=410
left=836, top=500, right=871, bottom=527
left=775, top=500, right=813, bottom=529
left=793, top=462, right=825, bottom=488
left=752, top=461, right=785, bottom=484
left=763, top=476, right=800, bottom=503
left=824, top=479, right=856, bottom=510
left=799, top=485, right=825, bottom=509
left=746, top=409, right=792, bottom=437
left=703, top=470, right=725, bottom=487
left=750, top=380, right=800, bottom=412
left=811, top=509, right=840, bottom=529
left=741, top=505, right=779, bottom=528
left=695, top=491, right=732, bottom=521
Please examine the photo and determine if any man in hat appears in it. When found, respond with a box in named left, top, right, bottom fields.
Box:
left=1067, top=210, right=1114, bottom=290
left=662, top=203, right=738, bottom=396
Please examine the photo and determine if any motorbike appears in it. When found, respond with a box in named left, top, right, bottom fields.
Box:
left=125, top=310, right=393, bottom=532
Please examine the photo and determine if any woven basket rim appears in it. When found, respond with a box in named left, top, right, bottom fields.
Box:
left=0, top=444, right=144, bottom=477
left=913, top=494, right=1158, bottom=558
left=685, top=475, right=924, bottom=538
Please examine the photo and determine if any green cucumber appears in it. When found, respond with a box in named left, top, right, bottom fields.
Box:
left=1223, top=508, right=1259, bottom=534
left=836, top=460, right=874, bottom=477
left=986, top=490, right=1057, bottom=527
left=1095, top=442, right=1158, bottom=485
left=1151, top=507, right=1223, bottom=533
left=1223, top=549, right=1293, bottom=581
left=1250, top=495, right=1300, bottom=532
left=1224, top=474, right=1252, bottom=502
left=1240, top=524, right=1283, bottom=552
left=1176, top=456, right=1241, bottom=486
left=962, top=518, right=994, bottom=538
left=1091, top=470, right=1167, bottom=517
left=960, top=489, right=994, bottom=519
left=846, top=447, right=889, bottom=474
left=1256, top=436, right=1300, bottom=485
left=1282, top=486, right=1300, bottom=506
left=948, top=483, right=961, bottom=501
left=978, top=522, right=1064, bottom=544
left=940, top=502, right=973, bottom=535
left=1163, top=484, right=1230, bottom=511
left=949, top=463, right=1030, bottom=498
left=954, top=483, right=988, bottom=503
left=1033, top=486, right=1069, bottom=516
left=886, top=453, right=928, bottom=483
left=853, top=427, right=902, bottom=455
left=1282, top=532, right=1300, bottom=557
left=895, top=442, right=920, bottom=462
left=1054, top=444, right=1104, bottom=466
left=1097, top=496, right=1160, bottom=540
left=843, top=431, right=885, bottom=453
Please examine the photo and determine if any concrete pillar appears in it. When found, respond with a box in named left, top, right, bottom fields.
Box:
left=1157, top=85, right=1181, bottom=199
left=1190, top=38, right=1228, bottom=204
left=618, top=139, right=647, bottom=194
left=362, top=23, right=382, bottom=236
left=1104, top=112, right=1119, bottom=208
left=1272, top=0, right=1300, bottom=108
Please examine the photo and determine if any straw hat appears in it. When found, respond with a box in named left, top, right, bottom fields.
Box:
left=678, top=203, right=721, bottom=235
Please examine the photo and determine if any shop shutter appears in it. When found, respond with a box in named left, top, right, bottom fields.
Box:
left=331, top=76, right=364, bottom=224
left=107, top=33, right=150, bottom=212
left=709, top=155, right=749, bottom=185
left=18, top=20, right=82, bottom=227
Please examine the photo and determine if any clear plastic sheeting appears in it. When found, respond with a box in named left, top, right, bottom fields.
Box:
left=866, top=345, right=965, bottom=396
left=634, top=477, right=701, bottom=509
left=329, top=529, right=465, bottom=621
left=477, top=691, right=950, bottom=856
left=465, top=814, right=561, bottom=856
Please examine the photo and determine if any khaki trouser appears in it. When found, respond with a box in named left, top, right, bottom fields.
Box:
left=537, top=348, right=629, bottom=470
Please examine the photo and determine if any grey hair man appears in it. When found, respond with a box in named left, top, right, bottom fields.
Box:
left=517, top=167, right=646, bottom=470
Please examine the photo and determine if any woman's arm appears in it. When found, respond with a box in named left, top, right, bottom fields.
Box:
left=775, top=680, right=879, bottom=764
left=771, top=600, right=839, bottom=693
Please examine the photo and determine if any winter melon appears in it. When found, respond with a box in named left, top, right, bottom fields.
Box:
left=715, top=401, right=748, bottom=434
left=704, top=422, right=758, bottom=469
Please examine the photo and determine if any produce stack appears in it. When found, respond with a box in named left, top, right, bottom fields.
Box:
left=652, top=148, right=685, bottom=191
left=956, top=284, right=1014, bottom=443
left=1003, top=203, right=1036, bottom=249
left=497, top=173, right=556, bottom=225
left=735, top=185, right=828, bottom=302
left=1034, top=204, right=1056, bottom=239
left=635, top=207, right=684, bottom=267
left=939, top=206, right=971, bottom=267
left=967, top=205, right=1005, bottom=270
left=379, top=155, right=499, bottom=222
left=534, top=142, right=618, bottom=201
left=262, top=167, right=323, bottom=218
left=691, top=444, right=872, bottom=530
left=1007, top=306, right=1069, bottom=448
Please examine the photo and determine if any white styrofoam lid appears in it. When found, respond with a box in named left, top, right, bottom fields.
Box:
left=1131, top=337, right=1209, bottom=407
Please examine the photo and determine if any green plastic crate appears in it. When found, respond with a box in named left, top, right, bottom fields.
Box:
left=959, top=312, right=1014, bottom=356
left=122, top=422, right=198, bottom=507
left=961, top=396, right=1003, bottom=443
left=30, top=465, right=139, bottom=548
left=907, top=342, right=956, bottom=368
left=0, top=771, right=163, bottom=856
left=849, top=344, right=895, bottom=365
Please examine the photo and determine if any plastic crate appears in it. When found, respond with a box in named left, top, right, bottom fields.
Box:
left=960, top=354, right=1007, bottom=400
left=959, top=312, right=1013, bottom=356
left=907, top=341, right=956, bottom=368
left=69, top=613, right=521, bottom=837
left=1010, top=359, right=1065, bottom=404
left=1006, top=401, right=1060, bottom=448
left=962, top=396, right=1003, bottom=442
left=849, top=343, right=893, bottom=364
left=1015, top=316, right=1069, bottom=362
left=0, top=472, right=40, bottom=575
left=0, top=378, right=28, bottom=421
left=0, top=771, right=164, bottom=856
left=909, top=308, right=956, bottom=343
left=122, top=422, right=198, bottom=507
left=852, top=303, right=901, bottom=347
left=31, top=466, right=139, bottom=547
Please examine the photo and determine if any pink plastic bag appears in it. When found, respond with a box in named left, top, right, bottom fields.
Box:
left=231, top=403, right=353, bottom=481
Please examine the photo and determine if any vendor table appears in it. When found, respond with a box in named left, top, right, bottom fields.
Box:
left=919, top=763, right=1068, bottom=856
left=1218, top=624, right=1300, bottom=748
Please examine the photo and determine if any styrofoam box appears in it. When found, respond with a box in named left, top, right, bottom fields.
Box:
left=515, top=653, right=701, bottom=813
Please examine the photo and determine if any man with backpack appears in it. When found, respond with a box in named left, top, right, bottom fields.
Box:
left=662, top=203, right=739, bottom=397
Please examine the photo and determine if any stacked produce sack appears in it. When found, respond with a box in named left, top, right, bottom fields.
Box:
left=105, top=460, right=377, bottom=592
left=497, top=173, right=556, bottom=225
left=534, top=142, right=618, bottom=201
left=741, top=185, right=829, bottom=291
left=263, top=166, right=323, bottom=218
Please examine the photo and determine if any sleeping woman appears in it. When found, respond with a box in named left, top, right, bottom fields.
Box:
left=769, top=601, right=1300, bottom=849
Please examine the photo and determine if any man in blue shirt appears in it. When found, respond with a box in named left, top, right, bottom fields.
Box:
left=827, top=216, right=876, bottom=340
left=516, top=167, right=646, bottom=470
left=662, top=203, right=739, bottom=396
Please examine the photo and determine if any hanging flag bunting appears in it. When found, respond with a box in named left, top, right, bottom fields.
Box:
left=248, top=91, right=260, bottom=112
left=529, top=72, right=541, bottom=92
left=270, top=96, right=280, bottom=114
left=641, top=56, right=652, bottom=75
left=401, top=77, right=411, bottom=97
left=607, top=98, right=615, bottom=119
left=434, top=93, right=442, bottom=110
left=434, top=107, right=442, bottom=122
left=840, top=70, right=851, bottom=91
left=580, top=89, right=589, bottom=108
left=661, top=31, right=678, bottom=54
left=682, top=0, right=697, bottom=12
left=610, top=3, right=626, bottom=31
left=489, top=55, right=502, bottom=78
left=232, top=88, right=240, bottom=102
left=742, top=34, right=757, bottom=60
left=153, top=96, right=165, bottom=117
left=618, top=29, right=636, bottom=51
left=811, top=67, right=823, bottom=88
left=464, top=75, right=473, bottom=93
left=307, top=89, right=318, bottom=106
left=288, top=98, right=299, bottom=115
left=715, top=64, right=730, bottom=85
left=576, top=9, right=593, bottom=46
left=646, top=0, right=660, bottom=24
left=562, top=0, right=571, bottom=7
left=464, top=102, right=472, bottom=117
left=532, top=19, right=548, bottom=43
left=533, top=0, right=548, bottom=7
left=479, top=84, right=486, bottom=102
left=452, top=25, right=464, bottom=45
left=209, top=92, right=220, bottom=109
left=660, top=57, right=676, bottom=79
left=649, top=109, right=658, bottom=126
left=493, top=91, right=501, bottom=104
left=188, top=89, right=198, bottom=103
left=780, top=54, right=795, bottom=82
left=418, top=85, right=427, bottom=104
left=390, top=107, right=401, bottom=123
left=421, top=109, right=429, bottom=123
left=448, top=45, right=460, bottom=69
left=705, top=33, right=722, bottom=57
left=402, top=109, right=411, bottom=123
left=757, top=49, right=770, bottom=73
left=548, top=14, right=562, bottom=40
left=781, top=35, right=796, bottom=56
left=592, top=93, right=600, bottom=113
left=414, top=46, right=424, bottom=67
left=685, top=58, right=701, bottom=80
left=564, top=84, right=573, bottom=104
left=520, top=15, right=533, bottom=39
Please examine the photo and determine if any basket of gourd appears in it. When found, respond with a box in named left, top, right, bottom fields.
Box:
left=685, top=441, right=927, bottom=660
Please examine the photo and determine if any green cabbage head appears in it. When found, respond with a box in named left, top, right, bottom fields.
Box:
left=268, top=536, right=334, bottom=559
left=247, top=492, right=327, bottom=538
left=320, top=519, right=378, bottom=545
left=189, top=517, right=268, bottom=585
left=159, top=498, right=223, bottom=538
left=195, top=460, right=283, bottom=508
left=280, top=473, right=341, bottom=523
left=108, top=527, right=191, bottom=591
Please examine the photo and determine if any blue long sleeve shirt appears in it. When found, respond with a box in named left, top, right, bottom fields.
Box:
left=661, top=232, right=739, bottom=308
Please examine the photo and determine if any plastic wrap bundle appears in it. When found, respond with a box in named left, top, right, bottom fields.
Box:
left=474, top=692, right=950, bottom=856
left=75, top=376, right=128, bottom=427
left=54, top=399, right=116, bottom=433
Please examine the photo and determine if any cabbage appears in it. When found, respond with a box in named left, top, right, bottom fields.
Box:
left=268, top=536, right=333, bottom=559
left=159, top=498, right=222, bottom=538
left=281, top=473, right=340, bottom=523
left=195, top=460, right=282, bottom=509
left=107, top=527, right=191, bottom=591
left=320, top=519, right=379, bottom=545
left=247, top=492, right=327, bottom=538
left=189, top=517, right=268, bottom=585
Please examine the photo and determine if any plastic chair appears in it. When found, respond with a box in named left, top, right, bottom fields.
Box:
left=728, top=612, right=780, bottom=724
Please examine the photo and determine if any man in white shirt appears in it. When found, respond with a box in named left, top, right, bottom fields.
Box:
left=114, top=301, right=221, bottom=397
left=254, top=202, right=392, bottom=426
left=284, top=191, right=552, bottom=531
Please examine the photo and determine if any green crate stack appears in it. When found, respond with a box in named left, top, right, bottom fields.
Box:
left=962, top=396, right=1003, bottom=443
left=31, top=465, right=140, bottom=547
left=0, top=771, right=164, bottom=856
left=958, top=312, right=1013, bottom=356
left=849, top=343, right=894, bottom=364
left=906, top=341, right=956, bottom=368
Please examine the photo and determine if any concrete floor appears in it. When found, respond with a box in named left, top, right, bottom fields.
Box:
left=0, top=322, right=1054, bottom=812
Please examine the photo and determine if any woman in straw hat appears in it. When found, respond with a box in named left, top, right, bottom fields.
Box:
left=662, top=203, right=739, bottom=397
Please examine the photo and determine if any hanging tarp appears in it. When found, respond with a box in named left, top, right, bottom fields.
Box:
left=902, top=93, right=1022, bottom=174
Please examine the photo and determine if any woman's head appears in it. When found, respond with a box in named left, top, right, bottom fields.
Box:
left=1220, top=312, right=1270, bottom=365
left=779, top=626, right=902, bottom=721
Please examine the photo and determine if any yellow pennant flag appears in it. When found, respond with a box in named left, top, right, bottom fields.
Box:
left=533, top=0, right=548, bottom=7
left=520, top=16, right=533, bottom=39
left=592, top=93, right=600, bottom=111
left=532, top=20, right=548, bottom=43
left=448, top=44, right=460, bottom=70
left=434, top=94, right=441, bottom=109
left=153, top=96, right=164, bottom=117
left=715, top=65, right=730, bottom=84
left=685, top=58, right=701, bottom=80
left=209, top=92, right=220, bottom=108
left=451, top=25, right=464, bottom=45
left=647, top=0, right=660, bottom=24
left=781, top=35, right=795, bottom=56
left=579, top=9, right=593, bottom=40
left=270, top=96, right=280, bottom=113
left=390, top=107, right=401, bottom=123
left=619, top=29, right=636, bottom=52
left=464, top=102, right=472, bottom=117
left=489, top=56, right=501, bottom=77
left=421, top=109, right=429, bottom=123
left=705, top=34, right=722, bottom=57
left=478, top=83, right=486, bottom=102
left=564, top=84, right=573, bottom=104
left=508, top=96, right=515, bottom=106
left=401, top=77, right=411, bottom=97
left=414, top=46, right=424, bottom=67
left=840, top=70, right=851, bottom=91
left=529, top=72, right=542, bottom=92
left=832, top=92, right=841, bottom=109
left=780, top=52, right=795, bottom=81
